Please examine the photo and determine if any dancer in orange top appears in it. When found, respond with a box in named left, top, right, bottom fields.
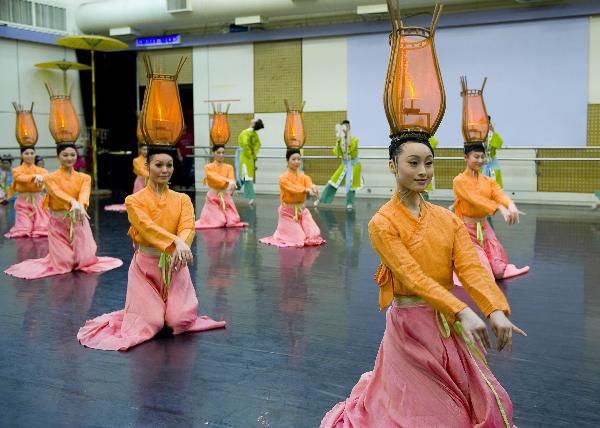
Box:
left=132, top=143, right=149, bottom=193
left=4, top=146, right=50, bottom=238
left=195, top=144, right=247, bottom=229
left=260, top=149, right=325, bottom=247
left=321, top=5, right=525, bottom=427
left=4, top=143, right=123, bottom=279
left=453, top=144, right=529, bottom=279
left=105, top=144, right=149, bottom=212
left=78, top=146, right=226, bottom=351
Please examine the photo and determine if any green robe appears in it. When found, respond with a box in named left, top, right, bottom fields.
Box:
left=236, top=128, right=261, bottom=182
left=328, top=136, right=363, bottom=191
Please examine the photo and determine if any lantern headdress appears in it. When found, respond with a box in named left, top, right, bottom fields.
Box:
left=45, top=83, right=80, bottom=146
left=210, top=103, right=231, bottom=146
left=283, top=100, right=306, bottom=149
left=12, top=102, right=38, bottom=149
left=384, top=1, right=445, bottom=152
left=460, top=76, right=489, bottom=147
left=140, top=56, right=186, bottom=152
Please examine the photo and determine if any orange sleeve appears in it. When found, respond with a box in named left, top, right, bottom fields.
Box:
left=78, top=174, right=91, bottom=208
left=204, top=164, right=230, bottom=190
left=452, top=217, right=511, bottom=317
left=133, top=157, right=149, bottom=178
left=45, top=174, right=77, bottom=207
left=226, top=164, right=235, bottom=181
left=280, top=174, right=309, bottom=197
left=368, top=217, right=468, bottom=319
left=303, top=174, right=313, bottom=189
left=12, top=167, right=35, bottom=184
left=126, top=194, right=179, bottom=253
left=453, top=176, right=499, bottom=215
left=176, top=194, right=195, bottom=247
left=490, top=179, right=511, bottom=208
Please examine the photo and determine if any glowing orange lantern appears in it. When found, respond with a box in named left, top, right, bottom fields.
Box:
left=140, top=56, right=186, bottom=147
left=210, top=103, right=231, bottom=145
left=284, top=100, right=306, bottom=149
left=12, top=102, right=38, bottom=147
left=460, top=76, right=489, bottom=145
left=384, top=1, right=444, bottom=142
left=49, top=96, right=80, bottom=143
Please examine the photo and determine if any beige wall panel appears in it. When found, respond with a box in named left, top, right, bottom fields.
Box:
left=193, top=114, right=210, bottom=188
left=302, top=37, right=347, bottom=112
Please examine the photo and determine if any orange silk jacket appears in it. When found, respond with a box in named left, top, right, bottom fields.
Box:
left=44, top=168, right=91, bottom=211
left=279, top=169, right=313, bottom=205
left=453, top=168, right=512, bottom=219
left=369, top=193, right=510, bottom=321
left=125, top=186, right=195, bottom=254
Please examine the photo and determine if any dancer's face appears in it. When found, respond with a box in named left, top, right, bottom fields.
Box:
left=139, top=145, right=148, bottom=158
left=214, top=147, right=225, bottom=163
left=21, top=149, right=35, bottom=165
left=148, top=153, right=174, bottom=185
left=58, top=147, right=77, bottom=168
left=465, top=150, right=485, bottom=172
left=388, top=142, right=433, bottom=193
left=288, top=153, right=302, bottom=171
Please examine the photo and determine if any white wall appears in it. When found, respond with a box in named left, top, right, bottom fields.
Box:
left=589, top=16, right=600, bottom=103
left=0, top=38, right=85, bottom=171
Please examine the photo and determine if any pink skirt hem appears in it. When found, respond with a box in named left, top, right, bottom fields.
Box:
left=259, top=205, right=326, bottom=248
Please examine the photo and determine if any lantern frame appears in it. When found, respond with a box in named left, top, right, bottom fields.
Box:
left=384, top=1, right=445, bottom=141
left=460, top=76, right=489, bottom=145
left=140, top=56, right=186, bottom=147
left=210, top=102, right=231, bottom=146
left=283, top=99, right=306, bottom=149
left=12, top=102, right=38, bottom=148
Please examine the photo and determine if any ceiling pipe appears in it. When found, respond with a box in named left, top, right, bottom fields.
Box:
left=75, top=0, right=395, bottom=34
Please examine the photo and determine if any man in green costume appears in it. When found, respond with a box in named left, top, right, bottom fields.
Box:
left=314, top=120, right=363, bottom=210
left=235, top=118, right=264, bottom=207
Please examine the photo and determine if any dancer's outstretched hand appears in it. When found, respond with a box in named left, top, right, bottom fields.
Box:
left=70, top=200, right=90, bottom=224
left=489, top=311, right=527, bottom=352
left=172, top=238, right=193, bottom=271
left=457, top=307, right=491, bottom=354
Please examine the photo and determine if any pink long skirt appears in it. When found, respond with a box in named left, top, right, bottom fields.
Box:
left=259, top=205, right=326, bottom=248
left=4, top=194, right=49, bottom=238
left=104, top=177, right=146, bottom=212
left=77, top=251, right=227, bottom=351
left=195, top=191, right=248, bottom=229
left=464, top=221, right=528, bottom=279
left=321, top=302, right=515, bottom=428
left=4, top=212, right=123, bottom=279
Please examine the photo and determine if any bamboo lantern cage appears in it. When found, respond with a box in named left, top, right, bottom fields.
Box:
left=210, top=103, right=231, bottom=146
left=384, top=1, right=445, bottom=143
left=460, top=76, right=489, bottom=145
left=45, top=83, right=80, bottom=144
left=283, top=99, right=306, bottom=149
left=12, top=102, right=38, bottom=148
left=140, top=56, right=186, bottom=147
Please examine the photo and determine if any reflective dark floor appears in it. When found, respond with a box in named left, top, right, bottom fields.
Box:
left=1, top=195, right=599, bottom=428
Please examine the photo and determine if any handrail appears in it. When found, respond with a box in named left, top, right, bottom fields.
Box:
left=192, top=145, right=600, bottom=151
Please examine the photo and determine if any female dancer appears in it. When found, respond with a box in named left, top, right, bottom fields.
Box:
left=453, top=143, right=529, bottom=279
left=4, top=144, right=122, bottom=279
left=78, top=147, right=226, bottom=351
left=260, top=149, right=325, bottom=248
left=104, top=143, right=149, bottom=212
left=132, top=143, right=149, bottom=193
left=195, top=144, right=247, bottom=229
left=4, top=146, right=49, bottom=238
left=320, top=136, right=526, bottom=428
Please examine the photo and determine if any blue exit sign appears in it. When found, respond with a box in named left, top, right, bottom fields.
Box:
left=136, top=34, right=181, bottom=47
